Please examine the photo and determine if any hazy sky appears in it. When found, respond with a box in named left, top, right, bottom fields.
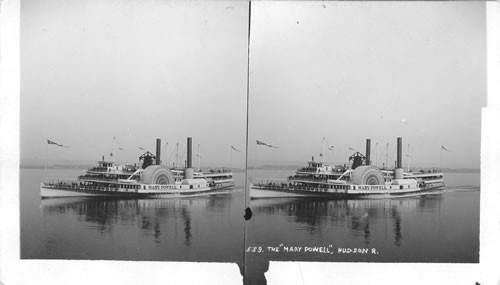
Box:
left=248, top=2, right=485, bottom=169
left=22, top=0, right=249, bottom=167
left=21, top=1, right=485, bottom=169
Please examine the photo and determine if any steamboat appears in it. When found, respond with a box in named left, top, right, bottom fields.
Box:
left=40, top=137, right=234, bottom=198
left=251, top=137, right=444, bottom=199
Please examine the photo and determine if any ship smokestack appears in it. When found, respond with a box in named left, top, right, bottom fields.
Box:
left=365, top=139, right=371, bottom=166
left=156, top=138, right=161, bottom=165
left=394, top=137, right=404, bottom=179
left=187, top=137, right=192, bottom=168
left=185, top=137, right=194, bottom=179
left=396, top=137, right=402, bottom=169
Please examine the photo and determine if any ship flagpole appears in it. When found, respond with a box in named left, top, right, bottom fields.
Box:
left=44, top=138, right=48, bottom=174
left=440, top=146, right=442, bottom=170
left=176, top=142, right=179, bottom=169
left=385, top=142, right=389, bottom=169
left=330, top=147, right=334, bottom=165
left=375, top=142, right=378, bottom=167
left=197, top=144, right=200, bottom=172
left=324, top=137, right=334, bottom=164
left=321, top=137, right=325, bottom=163
left=165, top=142, right=168, bottom=167
left=112, top=136, right=116, bottom=163
left=407, top=143, right=411, bottom=172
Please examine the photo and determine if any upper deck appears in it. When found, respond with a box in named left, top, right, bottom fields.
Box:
left=296, top=161, right=348, bottom=175
left=86, top=160, right=138, bottom=175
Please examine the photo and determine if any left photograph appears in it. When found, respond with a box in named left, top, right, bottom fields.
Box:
left=21, top=0, right=248, bottom=263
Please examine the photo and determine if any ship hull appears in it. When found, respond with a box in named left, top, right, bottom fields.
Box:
left=40, top=183, right=234, bottom=199
left=41, top=187, right=112, bottom=198
left=250, top=184, right=444, bottom=199
left=250, top=187, right=318, bottom=199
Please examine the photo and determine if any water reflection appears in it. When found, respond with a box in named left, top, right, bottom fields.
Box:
left=40, top=195, right=235, bottom=247
left=181, top=207, right=191, bottom=246
left=391, top=207, right=402, bottom=247
left=251, top=194, right=444, bottom=246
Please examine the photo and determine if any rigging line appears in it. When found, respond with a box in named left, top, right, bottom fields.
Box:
left=324, top=137, right=333, bottom=152
left=243, top=0, right=252, bottom=280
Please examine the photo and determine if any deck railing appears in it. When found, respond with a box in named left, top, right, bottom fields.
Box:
left=288, top=177, right=332, bottom=183
left=77, top=175, right=139, bottom=182
left=43, top=179, right=235, bottom=193
left=87, top=167, right=108, bottom=172
left=252, top=183, right=344, bottom=193
left=296, top=167, right=349, bottom=173
left=43, top=182, right=135, bottom=193
left=87, top=167, right=137, bottom=173
left=296, top=168, right=319, bottom=173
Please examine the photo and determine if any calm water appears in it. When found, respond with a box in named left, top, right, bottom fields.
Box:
left=20, top=168, right=480, bottom=284
left=20, top=168, right=245, bottom=262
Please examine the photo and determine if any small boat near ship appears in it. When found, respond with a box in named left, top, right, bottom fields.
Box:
left=40, top=137, right=234, bottom=198
left=251, top=137, right=444, bottom=199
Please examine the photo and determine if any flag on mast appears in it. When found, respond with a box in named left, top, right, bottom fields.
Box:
left=441, top=145, right=451, bottom=152
left=231, top=145, right=241, bottom=152
left=47, top=139, right=69, bottom=148
left=256, top=140, right=278, bottom=148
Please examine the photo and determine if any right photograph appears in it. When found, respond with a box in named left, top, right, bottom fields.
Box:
left=244, top=1, right=484, bottom=284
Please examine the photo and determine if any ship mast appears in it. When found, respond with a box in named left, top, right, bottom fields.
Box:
left=112, top=136, right=116, bottom=163
left=44, top=138, right=48, bottom=173
left=165, top=142, right=168, bottom=167
left=385, top=142, right=389, bottom=169
left=407, top=143, right=411, bottom=172
left=440, top=146, right=442, bottom=170
left=197, top=144, right=200, bottom=172
left=321, top=137, right=326, bottom=163
left=176, top=142, right=179, bottom=169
